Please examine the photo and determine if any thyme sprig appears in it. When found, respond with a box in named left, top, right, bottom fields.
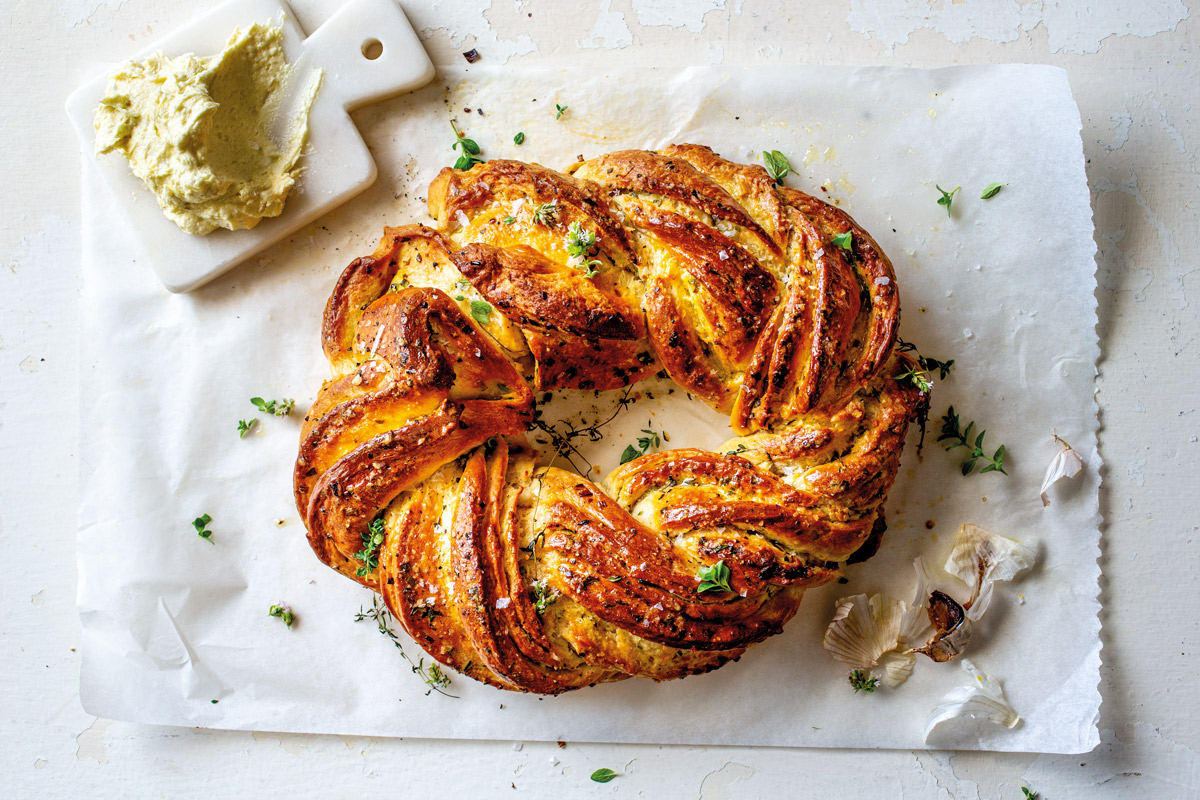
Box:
left=938, top=406, right=1008, bottom=476
left=530, top=386, right=637, bottom=475
left=619, top=422, right=661, bottom=465
left=251, top=397, right=294, bottom=417
left=192, top=513, right=214, bottom=543
left=894, top=338, right=955, bottom=453
left=450, top=120, right=484, bottom=171
left=354, top=517, right=385, bottom=577
left=849, top=669, right=879, bottom=693
left=355, top=595, right=457, bottom=697
left=532, top=201, right=560, bottom=226
left=530, top=578, right=557, bottom=614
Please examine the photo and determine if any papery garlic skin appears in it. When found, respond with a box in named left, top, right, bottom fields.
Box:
left=1040, top=438, right=1084, bottom=507
left=823, top=593, right=905, bottom=671
left=945, top=524, right=1035, bottom=618
left=924, top=659, right=1021, bottom=742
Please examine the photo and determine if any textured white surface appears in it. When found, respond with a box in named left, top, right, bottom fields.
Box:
left=3, top=0, right=1198, bottom=796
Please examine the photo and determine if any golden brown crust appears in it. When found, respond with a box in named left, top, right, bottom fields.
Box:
left=296, top=144, right=923, bottom=694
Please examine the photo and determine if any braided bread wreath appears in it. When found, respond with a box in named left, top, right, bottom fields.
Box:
left=294, top=143, right=925, bottom=694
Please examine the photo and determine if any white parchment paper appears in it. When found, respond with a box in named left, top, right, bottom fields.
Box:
left=78, top=65, right=1101, bottom=752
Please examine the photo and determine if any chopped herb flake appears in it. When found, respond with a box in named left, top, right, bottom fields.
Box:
left=513, top=132, right=525, bottom=145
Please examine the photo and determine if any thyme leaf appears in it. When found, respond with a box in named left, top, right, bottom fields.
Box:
left=590, top=768, right=618, bottom=783
left=237, top=418, right=256, bottom=438
left=980, top=182, right=1006, bottom=199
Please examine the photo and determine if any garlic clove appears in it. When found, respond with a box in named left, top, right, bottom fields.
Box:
left=912, top=590, right=971, bottom=662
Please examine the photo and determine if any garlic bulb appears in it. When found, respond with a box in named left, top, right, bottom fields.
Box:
left=924, top=659, right=1020, bottom=742
left=1040, top=435, right=1084, bottom=507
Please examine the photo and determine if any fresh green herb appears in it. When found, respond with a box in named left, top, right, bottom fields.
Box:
left=937, top=406, right=1008, bottom=476
left=555, top=103, right=568, bottom=120
left=532, top=200, right=560, bottom=226
left=450, top=119, right=485, bottom=171
left=237, top=418, right=256, bottom=438
left=1021, top=789, right=1039, bottom=800
left=470, top=300, right=493, bottom=325
left=503, top=216, right=516, bottom=225
left=355, top=596, right=458, bottom=697
left=605, top=575, right=621, bottom=582
left=761, top=149, right=791, bottom=185
left=530, top=578, right=557, bottom=614
left=619, top=423, right=660, bottom=464
left=894, top=338, right=954, bottom=391
left=354, top=517, right=386, bottom=577
left=849, top=669, right=879, bottom=693
left=590, top=768, right=618, bottom=783
left=251, top=397, right=294, bottom=417
left=513, top=131, right=525, bottom=145
left=268, top=604, right=295, bottom=628
left=831, top=231, right=853, bottom=251
left=980, top=182, right=1005, bottom=200
left=192, top=513, right=214, bottom=543
left=936, top=184, right=961, bottom=217
left=697, top=560, right=734, bottom=593
left=565, top=221, right=602, bottom=277
left=531, top=387, right=637, bottom=475
left=896, top=363, right=934, bottom=394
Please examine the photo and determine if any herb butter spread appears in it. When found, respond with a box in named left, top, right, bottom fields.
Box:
left=94, top=23, right=321, bottom=236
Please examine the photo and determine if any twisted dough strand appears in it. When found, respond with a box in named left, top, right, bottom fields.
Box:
left=295, top=144, right=923, bottom=693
